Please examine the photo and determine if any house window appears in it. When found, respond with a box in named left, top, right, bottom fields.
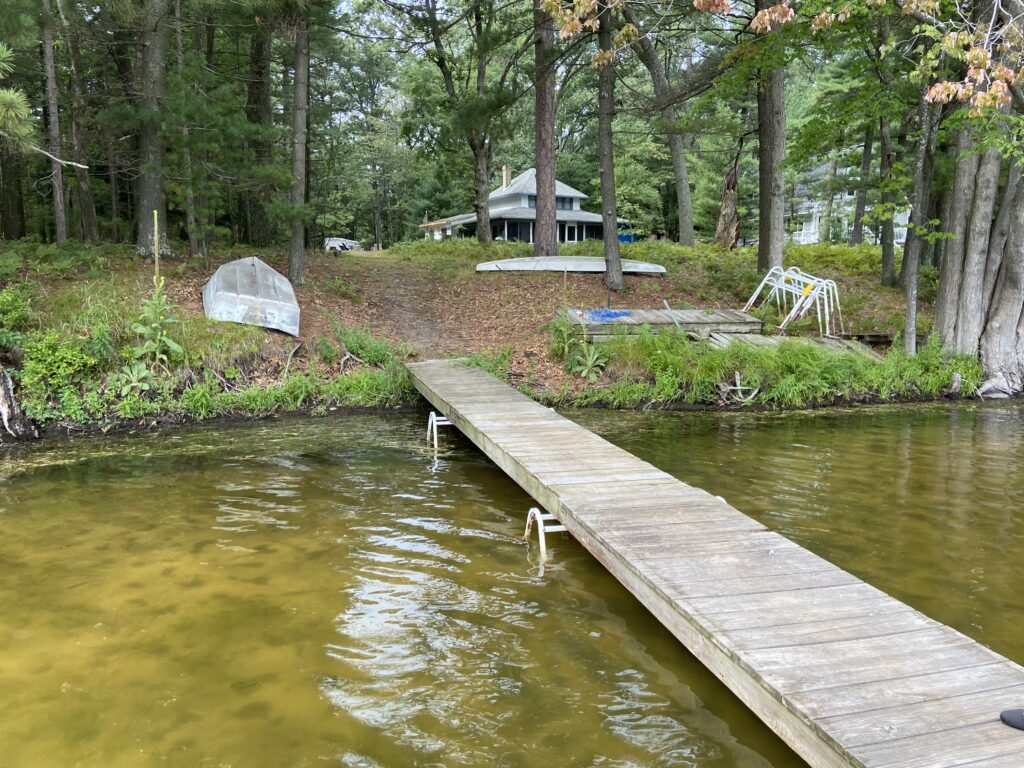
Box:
left=530, top=196, right=573, bottom=210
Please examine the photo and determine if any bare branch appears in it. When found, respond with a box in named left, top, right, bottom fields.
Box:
left=0, top=130, right=89, bottom=168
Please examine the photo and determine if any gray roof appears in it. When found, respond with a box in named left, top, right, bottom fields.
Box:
left=490, top=168, right=588, bottom=201
left=445, top=207, right=605, bottom=228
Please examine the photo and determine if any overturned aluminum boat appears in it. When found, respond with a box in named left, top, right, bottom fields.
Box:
left=476, top=256, right=666, bottom=275
left=202, top=257, right=300, bottom=336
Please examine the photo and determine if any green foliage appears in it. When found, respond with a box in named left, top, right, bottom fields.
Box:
left=0, top=283, right=33, bottom=330
left=0, top=41, right=31, bottom=142
left=110, top=362, right=154, bottom=397
left=548, top=315, right=580, bottom=361
left=464, top=347, right=512, bottom=382
left=325, top=365, right=413, bottom=406
left=0, top=241, right=132, bottom=280
left=581, top=331, right=978, bottom=408
left=131, top=279, right=184, bottom=370
left=569, top=343, right=609, bottom=382
left=785, top=244, right=884, bottom=278
left=176, top=317, right=263, bottom=372
left=333, top=325, right=409, bottom=366
left=0, top=283, right=33, bottom=349
left=18, top=331, right=97, bottom=420
left=179, top=377, right=217, bottom=420
left=315, top=336, right=341, bottom=364
left=547, top=314, right=609, bottom=381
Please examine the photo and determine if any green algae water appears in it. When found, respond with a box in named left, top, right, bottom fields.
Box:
left=1, top=404, right=1022, bottom=767
left=0, top=416, right=794, bottom=768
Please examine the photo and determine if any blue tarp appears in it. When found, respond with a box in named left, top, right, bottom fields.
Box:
left=583, top=308, right=632, bottom=322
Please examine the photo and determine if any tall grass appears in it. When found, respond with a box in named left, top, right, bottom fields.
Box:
left=563, top=329, right=979, bottom=408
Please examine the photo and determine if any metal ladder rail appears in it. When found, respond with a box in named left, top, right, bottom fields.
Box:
left=523, top=507, right=567, bottom=564
left=426, top=411, right=452, bottom=450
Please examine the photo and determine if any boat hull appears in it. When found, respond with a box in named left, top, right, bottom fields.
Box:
left=202, top=257, right=300, bottom=336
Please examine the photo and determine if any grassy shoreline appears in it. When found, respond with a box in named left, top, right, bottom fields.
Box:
left=0, top=239, right=987, bottom=442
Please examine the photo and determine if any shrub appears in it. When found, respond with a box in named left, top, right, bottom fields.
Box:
left=0, top=284, right=34, bottom=331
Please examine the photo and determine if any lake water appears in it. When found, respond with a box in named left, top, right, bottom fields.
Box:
left=1, top=402, right=1021, bottom=767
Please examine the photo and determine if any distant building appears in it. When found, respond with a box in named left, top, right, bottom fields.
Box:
left=421, top=167, right=615, bottom=243
left=788, top=165, right=909, bottom=246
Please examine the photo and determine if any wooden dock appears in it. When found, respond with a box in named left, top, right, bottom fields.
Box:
left=569, top=307, right=762, bottom=337
left=408, top=359, right=1024, bottom=768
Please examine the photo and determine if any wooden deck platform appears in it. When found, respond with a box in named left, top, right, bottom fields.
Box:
left=408, top=359, right=1024, bottom=768
left=570, top=307, right=762, bottom=337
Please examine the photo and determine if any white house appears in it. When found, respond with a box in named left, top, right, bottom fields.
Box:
left=421, top=168, right=611, bottom=243
left=788, top=165, right=909, bottom=246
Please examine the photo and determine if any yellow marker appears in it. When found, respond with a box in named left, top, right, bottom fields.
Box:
left=802, top=283, right=814, bottom=297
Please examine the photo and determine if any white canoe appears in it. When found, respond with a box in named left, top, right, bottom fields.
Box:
left=202, top=257, right=300, bottom=336
left=476, top=256, right=666, bottom=275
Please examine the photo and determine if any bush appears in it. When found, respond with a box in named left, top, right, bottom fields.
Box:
left=18, top=331, right=98, bottom=420
left=0, top=284, right=34, bottom=349
left=0, top=284, right=34, bottom=331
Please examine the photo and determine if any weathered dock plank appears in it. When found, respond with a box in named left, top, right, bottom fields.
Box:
left=407, top=360, right=1024, bottom=768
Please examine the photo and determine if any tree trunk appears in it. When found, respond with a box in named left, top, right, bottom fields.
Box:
left=471, top=137, right=492, bottom=244
left=899, top=91, right=939, bottom=289
left=40, top=0, right=67, bottom=245
left=979, top=181, right=1024, bottom=394
left=953, top=147, right=1003, bottom=354
left=136, top=0, right=170, bottom=258
left=533, top=0, right=557, bottom=257
left=625, top=10, right=695, bottom=246
left=0, top=144, right=25, bottom=239
left=54, top=0, right=99, bottom=244
left=850, top=122, right=873, bottom=245
left=716, top=160, right=740, bottom=248
left=879, top=117, right=897, bottom=286
left=935, top=129, right=978, bottom=345
left=983, top=160, right=1020, bottom=305
left=756, top=61, right=785, bottom=270
left=597, top=6, right=623, bottom=291
left=174, top=0, right=201, bottom=258
left=244, top=22, right=275, bottom=246
left=288, top=14, right=309, bottom=284
left=902, top=92, right=938, bottom=354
